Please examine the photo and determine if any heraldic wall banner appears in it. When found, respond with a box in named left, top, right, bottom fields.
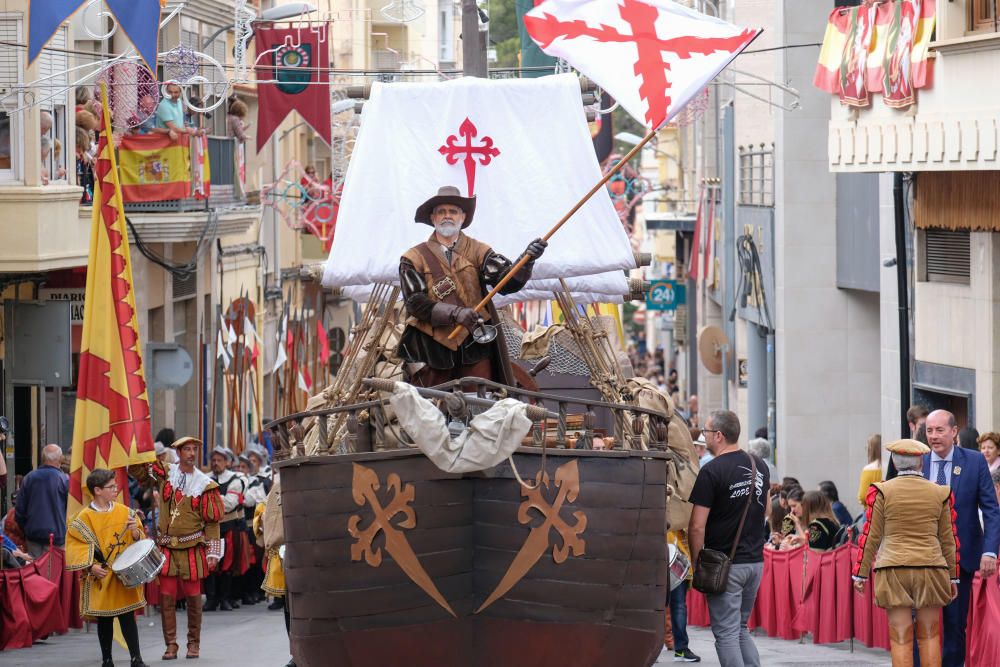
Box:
left=254, top=27, right=332, bottom=151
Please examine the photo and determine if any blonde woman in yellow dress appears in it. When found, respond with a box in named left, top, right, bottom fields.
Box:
left=857, top=433, right=882, bottom=506
left=66, top=469, right=149, bottom=667
left=254, top=478, right=286, bottom=601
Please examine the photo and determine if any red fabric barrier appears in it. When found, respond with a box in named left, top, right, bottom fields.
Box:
left=770, top=546, right=805, bottom=640
left=794, top=544, right=853, bottom=643
left=685, top=544, right=890, bottom=652
left=0, top=548, right=83, bottom=649
left=0, top=557, right=62, bottom=649
left=968, top=573, right=1000, bottom=666
left=848, top=545, right=890, bottom=651
left=686, top=585, right=711, bottom=627
left=31, top=548, right=80, bottom=635
left=747, top=548, right=773, bottom=633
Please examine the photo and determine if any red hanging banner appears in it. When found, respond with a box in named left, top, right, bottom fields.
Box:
left=254, top=27, right=332, bottom=152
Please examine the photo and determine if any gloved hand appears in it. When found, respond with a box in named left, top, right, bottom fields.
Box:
left=454, top=307, right=481, bottom=332
left=524, top=238, right=548, bottom=260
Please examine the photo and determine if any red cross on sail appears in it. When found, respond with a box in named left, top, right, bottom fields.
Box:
left=525, top=0, right=760, bottom=128
left=438, top=118, right=501, bottom=197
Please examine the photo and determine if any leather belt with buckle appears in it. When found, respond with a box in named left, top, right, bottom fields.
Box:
left=431, top=276, right=457, bottom=300
left=157, top=531, right=204, bottom=548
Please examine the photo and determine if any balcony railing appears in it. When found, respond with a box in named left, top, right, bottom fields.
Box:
left=109, top=135, right=247, bottom=213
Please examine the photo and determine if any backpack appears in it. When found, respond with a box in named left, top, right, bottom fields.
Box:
left=625, top=378, right=700, bottom=531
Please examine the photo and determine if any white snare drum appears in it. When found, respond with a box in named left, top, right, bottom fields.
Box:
left=668, top=543, right=691, bottom=591
left=112, top=539, right=165, bottom=588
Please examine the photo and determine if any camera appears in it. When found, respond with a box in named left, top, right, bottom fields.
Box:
left=0, top=416, right=8, bottom=434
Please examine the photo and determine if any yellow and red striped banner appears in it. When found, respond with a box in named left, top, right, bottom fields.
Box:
left=68, top=83, right=156, bottom=520
left=814, top=0, right=935, bottom=108
left=118, top=133, right=191, bottom=202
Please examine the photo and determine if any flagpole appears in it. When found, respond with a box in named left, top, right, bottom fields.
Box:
left=446, top=124, right=660, bottom=340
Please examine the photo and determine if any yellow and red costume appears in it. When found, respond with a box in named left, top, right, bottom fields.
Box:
left=65, top=502, right=146, bottom=616
left=129, top=458, right=223, bottom=660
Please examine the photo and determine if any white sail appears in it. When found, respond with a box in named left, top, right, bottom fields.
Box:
left=322, top=74, right=635, bottom=296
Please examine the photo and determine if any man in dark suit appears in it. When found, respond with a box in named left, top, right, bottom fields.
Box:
left=923, top=409, right=1000, bottom=666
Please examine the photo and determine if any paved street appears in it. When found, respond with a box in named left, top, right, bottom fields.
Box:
left=655, top=629, right=890, bottom=666
left=4, top=602, right=891, bottom=666
left=2, top=603, right=292, bottom=667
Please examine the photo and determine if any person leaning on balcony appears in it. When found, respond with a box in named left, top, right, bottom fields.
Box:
left=185, top=97, right=207, bottom=136
left=130, top=95, right=158, bottom=136
left=53, top=138, right=66, bottom=180
left=75, top=85, right=92, bottom=113
left=853, top=438, right=958, bottom=667
left=40, top=109, right=52, bottom=137
left=40, top=135, right=51, bottom=185
left=227, top=99, right=251, bottom=144
left=154, top=83, right=199, bottom=142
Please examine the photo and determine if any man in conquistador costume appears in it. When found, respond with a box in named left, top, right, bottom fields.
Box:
left=398, top=185, right=546, bottom=387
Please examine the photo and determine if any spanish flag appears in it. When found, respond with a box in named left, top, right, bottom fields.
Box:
left=814, top=0, right=935, bottom=107
left=118, top=133, right=191, bottom=202
left=67, top=84, right=156, bottom=521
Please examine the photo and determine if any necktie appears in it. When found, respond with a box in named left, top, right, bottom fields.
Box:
left=936, top=460, right=948, bottom=486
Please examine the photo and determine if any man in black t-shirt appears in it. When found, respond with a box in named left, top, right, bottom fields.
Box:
left=688, top=409, right=770, bottom=667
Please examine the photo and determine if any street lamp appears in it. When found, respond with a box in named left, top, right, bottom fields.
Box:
left=203, top=3, right=319, bottom=51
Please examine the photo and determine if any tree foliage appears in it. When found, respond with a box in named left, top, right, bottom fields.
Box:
left=489, top=0, right=521, bottom=68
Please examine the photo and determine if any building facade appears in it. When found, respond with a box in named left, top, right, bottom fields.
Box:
left=827, top=0, right=1000, bottom=442
left=643, top=0, right=883, bottom=514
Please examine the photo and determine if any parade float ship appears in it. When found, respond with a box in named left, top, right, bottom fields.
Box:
left=266, top=74, right=696, bottom=667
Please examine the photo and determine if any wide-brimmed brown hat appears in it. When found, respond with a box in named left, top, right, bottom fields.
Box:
left=414, top=185, right=476, bottom=228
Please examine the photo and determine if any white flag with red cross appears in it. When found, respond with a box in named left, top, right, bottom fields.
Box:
left=525, top=0, right=761, bottom=128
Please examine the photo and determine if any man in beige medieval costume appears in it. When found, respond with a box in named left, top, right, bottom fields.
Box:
left=398, top=185, right=546, bottom=387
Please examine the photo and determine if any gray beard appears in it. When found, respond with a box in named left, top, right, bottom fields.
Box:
left=435, top=222, right=459, bottom=238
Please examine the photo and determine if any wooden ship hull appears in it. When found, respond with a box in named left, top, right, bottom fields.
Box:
left=276, top=446, right=670, bottom=667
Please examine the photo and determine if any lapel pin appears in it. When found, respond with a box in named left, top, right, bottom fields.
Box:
left=954, top=466, right=962, bottom=475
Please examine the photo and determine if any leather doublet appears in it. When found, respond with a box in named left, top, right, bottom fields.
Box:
left=402, top=232, right=492, bottom=351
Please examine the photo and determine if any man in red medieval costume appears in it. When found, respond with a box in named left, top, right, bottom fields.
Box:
left=398, top=185, right=546, bottom=387
left=129, top=437, right=223, bottom=660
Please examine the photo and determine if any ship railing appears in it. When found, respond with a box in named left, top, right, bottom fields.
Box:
left=428, top=377, right=674, bottom=453
left=264, top=377, right=674, bottom=461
